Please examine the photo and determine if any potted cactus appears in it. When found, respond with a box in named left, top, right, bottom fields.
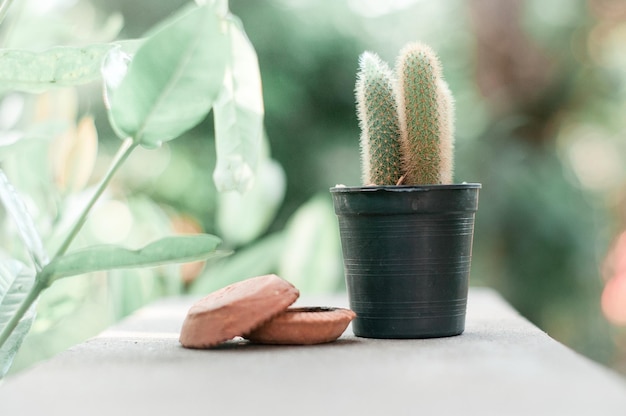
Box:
left=330, top=43, right=481, bottom=339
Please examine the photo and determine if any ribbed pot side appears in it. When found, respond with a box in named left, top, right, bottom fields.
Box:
left=330, top=184, right=481, bottom=338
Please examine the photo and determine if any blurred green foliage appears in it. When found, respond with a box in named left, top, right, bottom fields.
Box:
left=1, top=0, right=266, bottom=376
left=2, top=0, right=626, bottom=375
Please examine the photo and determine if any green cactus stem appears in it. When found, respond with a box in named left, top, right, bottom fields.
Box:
left=396, top=43, right=454, bottom=184
left=355, top=52, right=403, bottom=185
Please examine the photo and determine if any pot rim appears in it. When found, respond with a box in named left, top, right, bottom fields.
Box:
left=330, top=183, right=482, bottom=193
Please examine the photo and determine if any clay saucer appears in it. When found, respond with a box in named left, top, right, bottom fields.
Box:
left=179, top=274, right=299, bottom=348
left=245, top=306, right=356, bottom=345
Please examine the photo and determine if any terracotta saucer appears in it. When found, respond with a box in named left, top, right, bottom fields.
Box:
left=245, top=306, right=356, bottom=345
left=179, top=274, right=299, bottom=348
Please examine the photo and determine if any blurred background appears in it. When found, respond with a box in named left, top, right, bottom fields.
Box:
left=2, top=0, right=626, bottom=376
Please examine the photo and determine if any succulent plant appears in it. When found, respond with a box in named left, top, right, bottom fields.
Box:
left=356, top=52, right=403, bottom=186
left=356, top=42, right=454, bottom=185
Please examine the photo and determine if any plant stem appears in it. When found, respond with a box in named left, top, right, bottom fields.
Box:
left=1, top=138, right=137, bottom=352
left=54, top=137, right=137, bottom=258
left=0, top=278, right=45, bottom=350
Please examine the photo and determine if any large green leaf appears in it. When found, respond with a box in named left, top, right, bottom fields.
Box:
left=0, top=260, right=36, bottom=379
left=217, top=156, right=286, bottom=247
left=0, top=44, right=114, bottom=93
left=0, top=169, right=48, bottom=270
left=107, top=4, right=228, bottom=147
left=42, top=234, right=227, bottom=281
left=212, top=15, right=264, bottom=193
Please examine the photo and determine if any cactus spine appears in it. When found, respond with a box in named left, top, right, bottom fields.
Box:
left=356, top=52, right=403, bottom=185
left=356, top=43, right=454, bottom=185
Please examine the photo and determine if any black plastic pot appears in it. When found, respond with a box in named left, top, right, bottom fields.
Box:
left=330, top=184, right=481, bottom=339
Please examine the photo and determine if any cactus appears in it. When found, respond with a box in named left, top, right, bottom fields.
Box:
left=396, top=43, right=454, bottom=184
left=355, top=43, right=454, bottom=185
left=356, top=52, right=403, bottom=185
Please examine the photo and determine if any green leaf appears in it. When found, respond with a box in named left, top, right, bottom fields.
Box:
left=100, top=40, right=145, bottom=108
left=213, top=15, right=264, bottom=193
left=0, top=260, right=36, bottom=379
left=107, top=4, right=228, bottom=147
left=217, top=155, right=286, bottom=247
left=42, top=234, right=226, bottom=281
left=0, top=44, right=115, bottom=93
left=0, top=169, right=48, bottom=270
